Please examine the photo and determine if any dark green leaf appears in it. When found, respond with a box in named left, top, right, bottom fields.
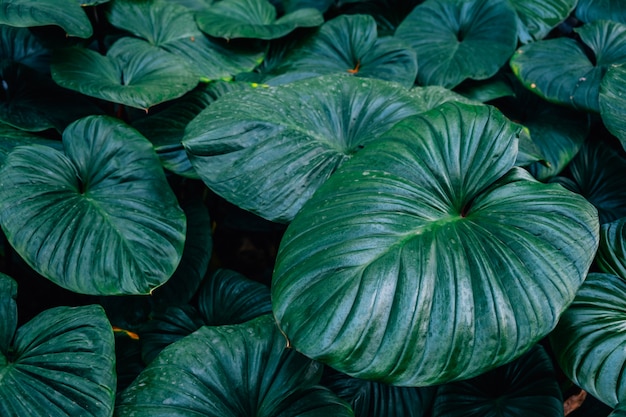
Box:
left=600, top=64, right=626, bottom=152
left=195, top=0, right=324, bottom=40
left=0, top=304, right=116, bottom=417
left=51, top=38, right=199, bottom=110
left=508, top=0, right=577, bottom=43
left=0, top=115, right=186, bottom=295
left=597, top=218, right=626, bottom=279
left=0, top=273, right=17, bottom=353
left=510, top=20, right=626, bottom=112
left=183, top=74, right=472, bottom=223
left=432, top=344, right=563, bottom=416
left=272, top=102, right=599, bottom=386
left=0, top=122, right=62, bottom=166
left=550, top=273, right=626, bottom=408
left=576, top=0, right=626, bottom=24
left=117, top=315, right=354, bottom=416
left=0, top=24, right=50, bottom=73
left=395, top=0, right=518, bottom=88
left=275, top=14, right=417, bottom=87
left=0, top=0, right=92, bottom=38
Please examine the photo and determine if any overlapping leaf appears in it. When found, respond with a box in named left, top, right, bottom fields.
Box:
left=0, top=115, right=186, bottom=295
left=272, top=102, right=599, bottom=386
left=576, top=0, right=626, bottom=24
left=195, top=0, right=323, bottom=40
left=600, top=64, right=626, bottom=152
left=0, top=24, right=50, bottom=73
left=395, top=0, right=518, bottom=88
left=117, top=315, right=354, bottom=416
left=0, top=0, right=92, bottom=38
left=597, top=218, right=626, bottom=279
left=510, top=20, right=626, bottom=112
left=508, top=0, right=577, bottom=43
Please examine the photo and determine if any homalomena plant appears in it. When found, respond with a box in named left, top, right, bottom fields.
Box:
left=0, top=0, right=625, bottom=415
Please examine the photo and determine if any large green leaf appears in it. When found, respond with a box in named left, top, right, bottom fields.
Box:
left=395, top=0, right=518, bottom=88
left=323, top=369, right=436, bottom=416
left=51, top=37, right=199, bottom=110
left=271, top=102, right=599, bottom=386
left=576, top=0, right=626, bottom=24
left=508, top=0, right=577, bottom=43
left=106, top=0, right=264, bottom=81
left=117, top=315, right=354, bottom=416
left=195, top=0, right=323, bottom=40
left=183, top=74, right=472, bottom=223
left=597, top=218, right=626, bottom=279
left=0, top=0, right=92, bottom=38
left=510, top=20, right=626, bottom=112
left=551, top=140, right=626, bottom=224
left=0, top=302, right=116, bottom=417
left=432, top=344, right=563, bottom=416
left=0, top=115, right=186, bottom=295
left=275, top=14, right=417, bottom=87
left=0, top=122, right=61, bottom=166
left=0, top=24, right=50, bottom=73
left=550, top=273, right=626, bottom=408
left=600, top=64, right=626, bottom=152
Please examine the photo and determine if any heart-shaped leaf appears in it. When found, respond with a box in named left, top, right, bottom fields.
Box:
left=117, top=315, right=354, bottom=416
left=0, top=115, right=186, bottom=295
left=600, top=64, right=626, bottom=152
left=272, top=102, right=599, bottom=386
left=195, top=0, right=324, bottom=40
left=550, top=273, right=626, bottom=408
left=510, top=20, right=626, bottom=112
left=0, top=296, right=116, bottom=417
left=51, top=37, right=199, bottom=110
left=597, top=218, right=626, bottom=279
left=275, top=14, right=417, bottom=87
left=432, top=344, right=563, bottom=416
left=183, top=74, right=473, bottom=223
left=576, top=0, right=626, bottom=24
left=106, top=0, right=264, bottom=81
left=0, top=0, right=92, bottom=38
left=395, top=0, right=518, bottom=88
left=508, top=0, right=577, bottom=43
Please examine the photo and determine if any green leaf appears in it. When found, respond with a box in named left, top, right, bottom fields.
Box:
left=195, top=0, right=324, bottom=40
left=550, top=273, right=626, bottom=408
left=183, top=74, right=471, bottom=223
left=275, top=14, right=417, bottom=87
left=51, top=37, right=199, bottom=110
left=508, top=0, right=577, bottom=43
left=576, top=0, right=626, bottom=24
left=600, top=64, right=626, bottom=152
left=0, top=304, right=116, bottom=417
left=597, top=218, right=626, bottom=279
left=323, top=369, right=436, bottom=417
left=0, top=115, right=186, bottom=295
left=0, top=273, right=17, bottom=354
left=395, top=0, right=518, bottom=88
left=0, top=24, right=50, bottom=73
left=551, top=140, right=626, bottom=224
left=117, top=315, right=354, bottom=416
left=432, top=344, right=562, bottom=416
left=0, top=0, right=92, bottom=38
left=106, top=0, right=264, bottom=81
left=510, top=20, right=626, bottom=112
left=272, top=102, right=599, bottom=386
left=0, top=122, right=62, bottom=166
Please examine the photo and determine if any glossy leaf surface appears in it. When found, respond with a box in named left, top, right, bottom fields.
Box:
left=600, top=64, right=626, bottom=152
left=0, top=115, right=186, bottom=295
left=576, top=0, right=626, bottom=23
left=597, top=218, right=626, bottom=279
left=0, top=0, right=92, bottom=38
left=508, top=0, right=577, bottom=43
left=272, top=102, right=599, bottom=386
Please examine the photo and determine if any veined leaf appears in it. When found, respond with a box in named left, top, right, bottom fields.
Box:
left=0, top=0, right=92, bottom=38
left=508, top=0, right=577, bottom=43
left=597, top=218, right=626, bottom=279
left=600, top=64, right=626, bottom=152
left=0, top=24, right=50, bottom=73
left=576, top=0, right=626, bottom=24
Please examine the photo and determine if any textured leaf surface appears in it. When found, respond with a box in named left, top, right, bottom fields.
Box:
left=0, top=115, right=186, bottom=295
left=0, top=122, right=61, bottom=166
left=0, top=25, right=50, bottom=73
left=183, top=75, right=473, bottom=223
left=106, top=0, right=263, bottom=80
left=395, top=0, right=518, bottom=88
left=276, top=14, right=417, bottom=87
left=550, top=273, right=626, bottom=408
left=600, top=64, right=626, bottom=152
left=510, top=20, right=626, bottom=112
left=272, top=102, right=599, bottom=385
left=0, top=304, right=116, bottom=417
left=51, top=37, right=199, bottom=110
left=597, top=218, right=626, bottom=279
left=509, top=0, right=577, bottom=42
left=117, top=315, right=354, bottom=416
left=0, top=0, right=92, bottom=38
left=195, top=0, right=323, bottom=40
left=576, top=0, right=626, bottom=23
left=432, top=344, right=563, bottom=416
